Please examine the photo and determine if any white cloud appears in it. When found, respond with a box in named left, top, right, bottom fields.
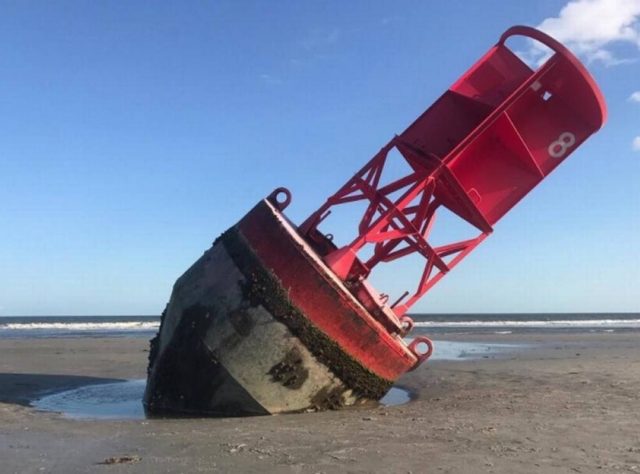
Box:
left=526, top=0, right=640, bottom=66
left=630, top=91, right=640, bottom=102
left=633, top=136, right=640, bottom=151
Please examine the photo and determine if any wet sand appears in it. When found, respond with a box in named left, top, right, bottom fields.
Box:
left=1, top=333, right=640, bottom=473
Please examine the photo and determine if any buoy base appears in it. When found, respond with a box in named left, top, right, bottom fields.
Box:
left=144, top=199, right=418, bottom=416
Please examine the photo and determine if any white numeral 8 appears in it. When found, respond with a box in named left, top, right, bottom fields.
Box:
left=548, top=132, right=576, bottom=158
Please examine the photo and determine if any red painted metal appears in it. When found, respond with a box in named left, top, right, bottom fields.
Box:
left=297, top=25, right=606, bottom=320
left=239, top=199, right=418, bottom=379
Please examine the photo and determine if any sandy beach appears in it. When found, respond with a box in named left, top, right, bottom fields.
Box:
left=1, top=332, right=639, bottom=473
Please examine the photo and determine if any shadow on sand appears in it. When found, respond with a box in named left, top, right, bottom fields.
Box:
left=0, top=373, right=125, bottom=406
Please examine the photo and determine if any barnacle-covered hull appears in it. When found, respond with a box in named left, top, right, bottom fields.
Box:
left=143, top=199, right=418, bottom=416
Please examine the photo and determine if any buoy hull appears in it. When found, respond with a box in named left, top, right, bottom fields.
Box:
left=144, top=199, right=417, bottom=416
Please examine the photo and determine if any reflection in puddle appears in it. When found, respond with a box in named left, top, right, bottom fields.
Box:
left=380, top=387, right=411, bottom=406
left=423, top=340, right=525, bottom=361
left=32, top=341, right=526, bottom=420
left=34, top=379, right=146, bottom=420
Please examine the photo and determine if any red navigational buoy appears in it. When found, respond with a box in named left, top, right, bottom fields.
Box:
left=144, top=26, right=606, bottom=416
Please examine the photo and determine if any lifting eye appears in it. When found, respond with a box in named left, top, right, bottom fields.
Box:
left=408, top=336, right=434, bottom=369
left=267, top=187, right=292, bottom=211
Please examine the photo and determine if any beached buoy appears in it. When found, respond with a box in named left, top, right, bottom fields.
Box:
left=144, top=25, right=606, bottom=416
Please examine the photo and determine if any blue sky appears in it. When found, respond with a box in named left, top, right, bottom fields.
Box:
left=0, top=0, right=638, bottom=316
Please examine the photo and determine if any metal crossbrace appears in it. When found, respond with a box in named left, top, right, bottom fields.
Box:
left=299, top=136, right=490, bottom=317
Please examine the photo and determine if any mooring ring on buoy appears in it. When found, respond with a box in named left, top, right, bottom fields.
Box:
left=267, top=187, right=292, bottom=211
left=408, top=336, right=433, bottom=369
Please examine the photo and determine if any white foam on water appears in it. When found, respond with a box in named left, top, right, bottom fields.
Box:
left=1, top=322, right=159, bottom=331
left=414, top=319, right=640, bottom=328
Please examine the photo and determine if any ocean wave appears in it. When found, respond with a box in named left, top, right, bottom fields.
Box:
left=414, top=319, right=640, bottom=328
left=0, top=321, right=160, bottom=331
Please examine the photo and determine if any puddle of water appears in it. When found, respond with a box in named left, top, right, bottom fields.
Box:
left=380, top=387, right=410, bottom=406
left=421, top=340, right=525, bottom=361
left=32, top=341, right=526, bottom=419
left=33, top=379, right=412, bottom=420
left=33, top=379, right=146, bottom=420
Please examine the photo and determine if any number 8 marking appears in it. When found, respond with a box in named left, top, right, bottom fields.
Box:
left=548, top=132, right=576, bottom=158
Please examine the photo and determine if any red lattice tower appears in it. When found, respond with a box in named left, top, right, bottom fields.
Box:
left=297, top=26, right=606, bottom=323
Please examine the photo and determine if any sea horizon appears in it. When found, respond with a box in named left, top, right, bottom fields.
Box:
left=1, top=312, right=639, bottom=339
left=1, top=311, right=639, bottom=318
